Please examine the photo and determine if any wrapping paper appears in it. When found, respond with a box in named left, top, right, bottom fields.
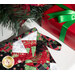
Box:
left=42, top=4, right=75, bottom=50
left=0, top=28, right=61, bottom=70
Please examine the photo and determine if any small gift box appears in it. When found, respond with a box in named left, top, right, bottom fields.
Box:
left=0, top=28, right=61, bottom=70
left=42, top=4, right=75, bottom=50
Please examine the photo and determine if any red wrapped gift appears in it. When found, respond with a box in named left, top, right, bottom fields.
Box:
left=42, top=4, right=75, bottom=50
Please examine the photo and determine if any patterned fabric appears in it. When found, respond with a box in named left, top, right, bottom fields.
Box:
left=37, top=63, right=50, bottom=70
left=0, top=28, right=61, bottom=70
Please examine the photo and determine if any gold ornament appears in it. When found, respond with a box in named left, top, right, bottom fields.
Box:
left=2, top=56, right=14, bottom=69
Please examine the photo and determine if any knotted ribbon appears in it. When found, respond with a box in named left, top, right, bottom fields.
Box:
left=48, top=4, right=75, bottom=42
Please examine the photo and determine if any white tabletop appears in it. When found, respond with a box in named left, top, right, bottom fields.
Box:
left=23, top=19, right=75, bottom=70
left=0, top=19, right=75, bottom=70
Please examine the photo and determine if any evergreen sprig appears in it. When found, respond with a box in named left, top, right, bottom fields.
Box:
left=0, top=4, right=31, bottom=35
left=30, top=4, right=52, bottom=21
left=0, top=4, right=52, bottom=35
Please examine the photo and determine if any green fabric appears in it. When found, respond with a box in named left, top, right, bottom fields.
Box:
left=48, top=4, right=75, bottom=42
left=31, top=46, right=36, bottom=57
left=5, top=46, right=9, bottom=49
left=46, top=61, right=50, bottom=63
left=25, top=60, right=33, bottom=63
left=25, top=65, right=36, bottom=70
left=26, top=48, right=30, bottom=54
left=43, top=64, right=47, bottom=68
left=37, top=32, right=42, bottom=40
left=9, top=50, right=12, bottom=52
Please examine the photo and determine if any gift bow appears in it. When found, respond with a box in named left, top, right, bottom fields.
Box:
left=48, top=4, right=75, bottom=42
left=48, top=10, right=75, bottom=23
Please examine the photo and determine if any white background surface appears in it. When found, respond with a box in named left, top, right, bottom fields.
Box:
left=24, top=19, right=75, bottom=70
left=0, top=25, right=13, bottom=42
left=0, top=19, right=75, bottom=70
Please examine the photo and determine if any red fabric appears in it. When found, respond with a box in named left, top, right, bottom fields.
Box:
left=11, top=40, right=50, bottom=65
left=42, top=4, right=75, bottom=50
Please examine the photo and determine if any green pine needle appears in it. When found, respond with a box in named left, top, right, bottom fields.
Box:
left=0, top=4, right=52, bottom=36
left=0, top=4, right=31, bottom=35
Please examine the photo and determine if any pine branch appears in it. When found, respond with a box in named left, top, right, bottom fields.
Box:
left=0, top=4, right=31, bottom=35
left=30, top=4, right=52, bottom=21
left=0, top=4, right=53, bottom=36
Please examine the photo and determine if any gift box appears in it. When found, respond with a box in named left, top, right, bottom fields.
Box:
left=42, top=4, right=75, bottom=50
left=0, top=28, right=61, bottom=70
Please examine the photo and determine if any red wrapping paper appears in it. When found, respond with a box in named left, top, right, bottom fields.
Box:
left=42, top=4, right=75, bottom=50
